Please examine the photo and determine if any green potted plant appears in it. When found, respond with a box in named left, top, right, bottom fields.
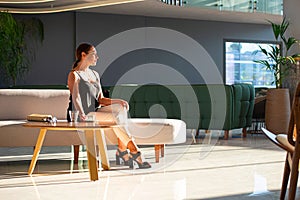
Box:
left=0, top=11, right=44, bottom=87
left=254, top=16, right=299, bottom=134
left=254, top=16, right=298, bottom=88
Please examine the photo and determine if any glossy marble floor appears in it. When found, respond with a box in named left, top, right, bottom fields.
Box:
left=0, top=130, right=299, bottom=200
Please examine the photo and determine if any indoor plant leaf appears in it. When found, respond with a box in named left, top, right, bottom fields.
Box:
left=0, top=11, right=44, bottom=86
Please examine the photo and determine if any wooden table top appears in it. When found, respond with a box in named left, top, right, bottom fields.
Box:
left=23, top=121, right=118, bottom=130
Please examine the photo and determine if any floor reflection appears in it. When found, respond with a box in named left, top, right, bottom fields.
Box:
left=0, top=133, right=298, bottom=199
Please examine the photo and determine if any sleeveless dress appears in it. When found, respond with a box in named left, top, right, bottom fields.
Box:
left=67, top=69, right=132, bottom=145
left=67, top=70, right=100, bottom=121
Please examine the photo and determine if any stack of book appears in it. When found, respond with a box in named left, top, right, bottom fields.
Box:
left=27, top=114, right=53, bottom=122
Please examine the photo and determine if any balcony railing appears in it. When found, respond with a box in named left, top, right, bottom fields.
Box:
left=161, top=0, right=283, bottom=15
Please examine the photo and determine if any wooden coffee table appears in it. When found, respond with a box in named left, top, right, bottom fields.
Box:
left=23, top=121, right=117, bottom=181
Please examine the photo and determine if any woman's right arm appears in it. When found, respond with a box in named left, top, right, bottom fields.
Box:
left=68, top=72, right=86, bottom=120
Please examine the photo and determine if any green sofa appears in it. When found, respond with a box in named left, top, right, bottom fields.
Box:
left=106, top=83, right=255, bottom=139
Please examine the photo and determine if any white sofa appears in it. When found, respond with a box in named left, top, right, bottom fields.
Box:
left=0, top=89, right=82, bottom=147
left=0, top=88, right=186, bottom=163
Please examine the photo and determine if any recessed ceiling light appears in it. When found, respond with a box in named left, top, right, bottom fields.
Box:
left=0, top=0, right=55, bottom=3
left=0, top=0, right=144, bottom=14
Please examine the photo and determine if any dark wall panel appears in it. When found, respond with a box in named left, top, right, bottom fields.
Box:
left=2, top=12, right=273, bottom=87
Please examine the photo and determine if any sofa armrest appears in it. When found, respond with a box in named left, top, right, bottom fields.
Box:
left=231, top=83, right=255, bottom=129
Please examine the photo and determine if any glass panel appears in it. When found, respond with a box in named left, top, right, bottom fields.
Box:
left=255, top=0, right=283, bottom=15
left=222, top=0, right=250, bottom=12
left=225, top=41, right=277, bottom=88
left=168, top=0, right=283, bottom=15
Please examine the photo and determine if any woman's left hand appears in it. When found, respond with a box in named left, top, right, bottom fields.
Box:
left=120, top=100, right=129, bottom=111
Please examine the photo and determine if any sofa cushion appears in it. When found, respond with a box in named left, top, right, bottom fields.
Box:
left=103, top=118, right=186, bottom=145
left=0, top=89, right=70, bottom=120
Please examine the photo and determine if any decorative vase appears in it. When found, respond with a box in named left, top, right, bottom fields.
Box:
left=265, top=88, right=291, bottom=134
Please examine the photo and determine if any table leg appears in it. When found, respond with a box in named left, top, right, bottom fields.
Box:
left=28, top=128, right=47, bottom=175
left=95, top=129, right=110, bottom=170
left=154, top=145, right=160, bottom=163
left=84, top=130, right=99, bottom=181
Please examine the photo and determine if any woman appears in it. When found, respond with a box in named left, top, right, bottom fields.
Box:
left=67, top=43, right=151, bottom=169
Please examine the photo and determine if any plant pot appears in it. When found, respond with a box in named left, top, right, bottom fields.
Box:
left=265, top=88, right=291, bottom=134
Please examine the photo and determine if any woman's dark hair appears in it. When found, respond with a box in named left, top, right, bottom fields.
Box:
left=72, top=43, right=93, bottom=69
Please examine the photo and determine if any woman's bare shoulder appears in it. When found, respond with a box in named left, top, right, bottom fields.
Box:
left=91, top=69, right=99, bottom=74
left=68, top=70, right=80, bottom=80
left=91, top=69, right=100, bottom=77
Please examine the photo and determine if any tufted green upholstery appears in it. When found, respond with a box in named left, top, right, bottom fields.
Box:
left=106, top=84, right=254, bottom=137
left=231, top=84, right=255, bottom=129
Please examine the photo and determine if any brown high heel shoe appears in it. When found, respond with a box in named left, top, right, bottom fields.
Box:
left=116, top=149, right=130, bottom=166
left=129, top=152, right=151, bottom=169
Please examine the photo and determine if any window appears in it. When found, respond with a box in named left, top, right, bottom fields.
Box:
left=225, top=40, right=278, bottom=88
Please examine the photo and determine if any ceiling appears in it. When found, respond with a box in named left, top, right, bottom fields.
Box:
left=0, top=0, right=282, bottom=24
